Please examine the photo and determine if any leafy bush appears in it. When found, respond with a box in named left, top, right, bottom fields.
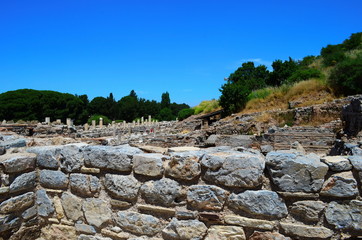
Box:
left=177, top=108, right=195, bottom=120
left=87, top=115, right=111, bottom=125
left=287, top=67, right=323, bottom=83
left=321, top=44, right=345, bottom=66
left=247, top=88, right=273, bottom=101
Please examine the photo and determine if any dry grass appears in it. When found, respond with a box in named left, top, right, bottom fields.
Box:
left=193, top=99, right=221, bottom=114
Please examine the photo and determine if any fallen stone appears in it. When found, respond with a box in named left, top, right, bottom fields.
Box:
left=114, top=211, right=162, bottom=236
left=104, top=174, right=140, bottom=201
left=27, top=145, right=61, bottom=169
left=320, top=172, right=358, bottom=198
left=187, top=185, right=228, bottom=211
left=0, top=153, right=36, bottom=173
left=204, top=225, right=246, bottom=240
left=290, top=200, right=326, bottom=223
left=75, top=224, right=96, bottom=235
left=321, top=156, right=352, bottom=171
left=61, top=192, right=83, bottom=221
left=249, top=231, right=291, bottom=240
left=40, top=170, right=69, bottom=189
left=0, top=192, right=34, bottom=214
left=165, top=155, right=201, bottom=181
left=224, top=215, right=277, bottom=231
left=36, top=189, right=54, bottom=217
left=133, top=153, right=164, bottom=177
left=348, top=155, right=362, bottom=170
left=140, top=178, right=182, bottom=207
left=266, top=151, right=328, bottom=192
left=162, top=218, right=207, bottom=240
left=70, top=173, right=100, bottom=197
left=280, top=222, right=333, bottom=239
left=325, top=200, right=362, bottom=231
left=201, top=150, right=265, bottom=188
left=59, top=144, right=85, bottom=172
left=9, top=171, right=36, bottom=193
left=228, top=190, right=288, bottom=219
left=83, top=198, right=112, bottom=228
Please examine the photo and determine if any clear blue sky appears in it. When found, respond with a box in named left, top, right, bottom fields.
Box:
left=0, top=0, right=361, bottom=106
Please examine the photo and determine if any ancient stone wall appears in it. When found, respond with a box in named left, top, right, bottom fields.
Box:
left=0, top=143, right=361, bottom=240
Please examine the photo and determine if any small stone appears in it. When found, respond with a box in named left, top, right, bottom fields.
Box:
left=70, top=173, right=100, bottom=197
left=348, top=155, right=362, bottom=170
left=110, top=226, right=122, bottom=233
left=187, top=185, right=228, bottom=211
left=100, top=229, right=130, bottom=240
left=80, top=167, right=100, bottom=174
left=204, top=225, right=246, bottom=240
left=48, top=218, right=60, bottom=224
left=61, top=219, right=74, bottom=226
left=133, top=153, right=164, bottom=177
left=53, top=196, right=65, bottom=219
left=168, top=146, right=201, bottom=152
left=162, top=218, right=207, bottom=240
left=228, top=190, right=288, bottom=219
left=22, top=206, right=37, bottom=220
left=110, top=199, right=132, bottom=209
left=137, top=204, right=176, bottom=215
left=75, top=224, right=96, bottom=234
left=83, top=198, right=112, bottom=228
left=0, top=192, right=34, bottom=214
left=104, top=174, right=140, bottom=201
left=0, top=216, right=21, bottom=233
left=36, top=189, right=54, bottom=217
left=224, top=215, right=277, bottom=230
left=40, top=224, right=77, bottom=240
left=0, top=187, right=10, bottom=195
left=320, top=172, right=358, bottom=198
left=0, top=153, right=36, bottom=173
left=321, top=156, right=352, bottom=171
left=78, top=235, right=112, bottom=240
left=40, top=170, right=69, bottom=189
left=61, top=192, right=83, bottom=221
left=249, top=231, right=291, bottom=240
left=114, top=211, right=162, bottom=236
left=140, top=178, right=182, bottom=207
left=9, top=171, right=36, bottom=193
left=277, top=191, right=319, bottom=199
left=290, top=200, right=326, bottom=223
left=176, top=211, right=198, bottom=220
left=165, top=155, right=201, bottom=181
left=280, top=222, right=333, bottom=239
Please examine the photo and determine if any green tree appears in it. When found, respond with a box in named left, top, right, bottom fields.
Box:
left=158, top=107, right=175, bottom=121
left=177, top=108, right=195, bottom=120
left=267, top=57, right=299, bottom=86
left=160, top=92, right=171, bottom=109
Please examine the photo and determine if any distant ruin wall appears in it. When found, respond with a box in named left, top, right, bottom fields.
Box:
left=0, top=143, right=361, bottom=240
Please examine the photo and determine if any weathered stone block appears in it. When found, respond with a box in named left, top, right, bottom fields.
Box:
left=70, top=173, right=100, bottom=197
left=59, top=144, right=85, bottom=172
left=204, top=225, right=246, bottom=240
left=83, top=198, right=112, bottom=228
left=162, top=218, right=207, bottom=240
left=133, top=153, right=164, bottom=177
left=325, top=200, right=362, bottom=231
left=228, top=190, right=288, bottom=219
left=321, top=156, right=352, bottom=171
left=280, top=223, right=333, bottom=239
left=75, top=224, right=96, bottom=235
left=290, top=200, right=326, bottom=223
left=114, top=211, right=162, bottom=236
left=61, top=192, right=83, bottom=221
left=0, top=192, right=34, bottom=214
left=36, top=189, right=54, bottom=217
left=187, top=185, right=228, bottom=211
left=27, top=145, right=61, bottom=169
left=0, top=153, right=36, bottom=173
left=165, top=155, right=201, bottom=181
left=104, top=174, right=140, bottom=201
left=40, top=170, right=69, bottom=189
left=320, top=172, right=358, bottom=198
left=22, top=206, right=37, bottom=220
left=224, top=215, right=277, bottom=230
left=249, top=231, right=291, bottom=240
left=40, top=224, right=77, bottom=240
left=9, top=171, right=36, bottom=193
left=349, top=155, right=362, bottom=170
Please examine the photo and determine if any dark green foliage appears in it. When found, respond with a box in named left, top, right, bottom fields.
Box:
left=160, top=92, right=171, bottom=109
left=88, top=97, right=108, bottom=116
left=321, top=44, right=345, bottom=66
left=158, top=108, right=175, bottom=121
left=219, top=81, right=251, bottom=115
left=177, top=108, right=195, bottom=120
left=117, top=94, right=139, bottom=122
left=287, top=67, right=322, bottom=83
left=342, top=32, right=362, bottom=51
left=87, top=114, right=111, bottom=125
left=267, top=58, right=299, bottom=86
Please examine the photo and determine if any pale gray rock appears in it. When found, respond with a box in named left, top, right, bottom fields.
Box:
left=36, top=189, right=54, bottom=217
left=249, top=231, right=291, bottom=240
left=78, top=235, right=112, bottom=240
left=352, top=146, right=362, bottom=155
left=260, top=145, right=273, bottom=155
left=22, top=206, right=37, bottom=220
left=27, top=145, right=61, bottom=169
left=162, top=218, right=207, bottom=240
left=0, top=137, right=26, bottom=149
left=349, top=155, right=362, bottom=170
left=40, top=170, right=68, bottom=189
left=60, top=144, right=85, bottom=172
left=204, top=225, right=246, bottom=240
left=133, top=153, right=164, bottom=177
left=115, top=211, right=162, bottom=236
left=187, top=185, right=228, bottom=211
left=0, top=192, right=34, bottom=214
left=114, top=144, right=144, bottom=155
left=320, top=172, right=358, bottom=198
left=201, top=150, right=265, bottom=188
left=290, top=200, right=326, bottom=222
left=83, top=198, right=111, bottom=228
left=75, top=224, right=96, bottom=234
left=320, top=156, right=352, bottom=171
left=0, top=153, right=36, bottom=173
left=61, top=192, right=83, bottom=221
left=325, top=200, right=362, bottom=231
left=266, top=151, right=328, bottom=192
left=140, top=178, right=182, bottom=207
left=228, top=190, right=288, bottom=219
left=165, top=155, right=201, bottom=181
left=84, top=145, right=133, bottom=171
left=70, top=173, right=100, bottom=197
left=9, top=171, right=36, bottom=193
left=104, top=174, right=140, bottom=201
left=280, top=223, right=333, bottom=239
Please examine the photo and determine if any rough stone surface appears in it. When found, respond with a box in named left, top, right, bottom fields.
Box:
left=40, top=224, right=77, bottom=240
left=201, top=150, right=265, bottom=188
left=82, top=198, right=112, bottom=228
left=114, top=211, right=162, bottom=236
left=61, top=192, right=83, bottom=221
left=104, top=174, right=140, bottom=201
left=165, top=155, right=201, bottom=181
left=162, top=218, right=208, bottom=240
left=140, top=178, right=182, bottom=207
left=320, top=156, right=352, bottom=171
left=40, top=170, right=69, bottom=189
left=266, top=151, right=328, bottom=192
left=59, top=144, right=85, bottom=172
left=0, top=137, right=26, bottom=149
left=290, top=200, right=326, bottom=222
left=0, top=215, right=21, bottom=233
left=349, top=155, right=362, bottom=170
left=325, top=200, right=362, bottom=231
left=280, top=222, right=334, bottom=239
left=78, top=235, right=113, bottom=240
left=133, top=153, right=164, bottom=177
left=22, top=206, right=37, bottom=220
left=0, top=153, right=36, bottom=173
left=228, top=190, right=288, bottom=219
left=0, top=192, right=34, bottom=214
left=27, top=146, right=61, bottom=169
left=249, top=231, right=291, bottom=240
left=204, top=225, right=246, bottom=240
left=224, top=215, right=277, bottom=230
left=75, top=224, right=96, bottom=234
left=187, top=185, right=228, bottom=211
left=320, top=172, right=358, bottom=198
left=9, top=171, right=36, bottom=193
left=36, top=189, right=54, bottom=217
left=84, top=145, right=135, bottom=171
left=70, top=173, right=100, bottom=197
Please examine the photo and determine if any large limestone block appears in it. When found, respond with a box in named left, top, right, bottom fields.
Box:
left=290, top=200, right=326, bottom=223
left=27, top=145, right=61, bottom=169
left=133, top=153, right=164, bottom=177
left=224, top=215, right=277, bottom=230
left=61, top=192, right=83, bottom=221
left=280, top=223, right=333, bottom=239
left=187, top=185, right=228, bottom=211
left=9, top=171, right=36, bottom=193
left=201, top=150, right=265, bottom=188
left=82, top=198, right=112, bottom=228
left=320, top=172, right=358, bottom=198
left=40, top=170, right=69, bottom=189
left=70, top=173, right=100, bottom=197
left=114, top=211, right=162, bottom=236
left=162, top=218, right=207, bottom=240
left=204, top=225, right=246, bottom=240
left=59, top=144, right=85, bottom=172
left=104, top=174, right=140, bottom=201
left=320, top=156, right=352, bottom=171
left=325, top=200, right=362, bottom=231
left=0, top=153, right=36, bottom=173
left=140, top=178, right=182, bottom=207
left=165, top=155, right=201, bottom=181
left=40, top=224, right=77, bottom=240
left=0, top=192, right=34, bottom=214
left=36, top=189, right=54, bottom=217
left=266, top=151, right=328, bottom=192
left=228, top=190, right=288, bottom=219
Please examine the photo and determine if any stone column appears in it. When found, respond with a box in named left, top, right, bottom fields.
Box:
left=141, top=117, right=144, bottom=125
left=84, top=123, right=89, bottom=131
left=137, top=119, right=140, bottom=126
left=99, top=118, right=103, bottom=128
left=56, top=119, right=62, bottom=124
left=148, top=115, right=152, bottom=123
left=45, top=117, right=50, bottom=125
left=92, top=120, right=96, bottom=129
left=66, top=118, right=72, bottom=127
